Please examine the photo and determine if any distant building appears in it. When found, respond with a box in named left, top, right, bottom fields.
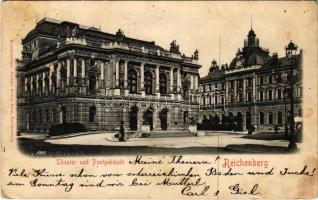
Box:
left=198, top=28, right=302, bottom=131
left=16, top=18, right=201, bottom=133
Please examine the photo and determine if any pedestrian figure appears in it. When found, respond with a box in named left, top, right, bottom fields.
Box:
left=119, top=120, right=125, bottom=142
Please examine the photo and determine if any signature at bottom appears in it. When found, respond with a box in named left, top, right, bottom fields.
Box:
left=229, top=183, right=260, bottom=195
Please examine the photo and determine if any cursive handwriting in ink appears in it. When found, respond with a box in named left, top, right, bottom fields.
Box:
left=129, top=155, right=163, bottom=165
left=228, top=184, right=260, bottom=195
left=181, top=185, right=210, bottom=196
left=8, top=168, right=28, bottom=177
left=280, top=165, right=316, bottom=176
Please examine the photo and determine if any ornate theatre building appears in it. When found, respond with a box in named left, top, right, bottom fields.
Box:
left=198, top=28, right=302, bottom=131
left=16, top=18, right=201, bottom=133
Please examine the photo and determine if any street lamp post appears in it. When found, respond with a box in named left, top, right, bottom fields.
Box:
left=283, top=87, right=288, bottom=138
left=285, top=41, right=298, bottom=151
left=273, top=41, right=298, bottom=151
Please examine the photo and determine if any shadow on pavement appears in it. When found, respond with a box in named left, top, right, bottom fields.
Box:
left=225, top=144, right=292, bottom=154
left=18, top=138, right=294, bottom=156
left=240, top=133, right=289, bottom=141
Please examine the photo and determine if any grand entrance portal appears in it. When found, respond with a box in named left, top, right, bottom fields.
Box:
left=160, top=109, right=168, bottom=130
left=129, top=106, right=138, bottom=130
left=143, top=108, right=153, bottom=131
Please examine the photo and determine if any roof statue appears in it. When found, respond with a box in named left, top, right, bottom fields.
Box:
left=193, top=49, right=199, bottom=60
left=116, top=29, right=125, bottom=42
left=170, top=40, right=180, bottom=54
left=71, top=26, right=79, bottom=37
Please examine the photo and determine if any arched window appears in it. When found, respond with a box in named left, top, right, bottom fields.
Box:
left=51, top=74, right=56, bottom=94
left=268, top=112, right=273, bottom=124
left=89, top=106, right=96, bottom=122
left=38, top=78, right=43, bottom=96
left=60, top=67, right=67, bottom=90
left=144, top=71, right=153, bottom=95
left=32, top=80, right=36, bottom=96
left=159, top=73, right=167, bottom=95
left=128, top=69, right=137, bottom=94
left=44, top=76, right=49, bottom=95
left=26, top=82, right=31, bottom=97
left=278, top=111, right=283, bottom=124
left=60, top=106, right=66, bottom=124
left=89, top=75, right=96, bottom=93
left=259, top=112, right=264, bottom=124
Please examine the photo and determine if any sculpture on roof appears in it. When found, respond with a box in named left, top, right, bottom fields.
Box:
left=71, top=26, right=79, bottom=37
left=170, top=40, right=180, bottom=54
left=116, top=29, right=125, bottom=42
left=193, top=49, right=199, bottom=60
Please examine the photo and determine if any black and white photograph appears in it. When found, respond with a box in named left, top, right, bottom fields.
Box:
left=14, top=3, right=305, bottom=156
left=2, top=1, right=317, bottom=199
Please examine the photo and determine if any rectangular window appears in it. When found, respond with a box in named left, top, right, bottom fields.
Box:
left=238, top=93, right=243, bottom=102
left=268, top=90, right=272, bottom=100
left=277, top=89, right=282, bottom=99
left=230, top=94, right=234, bottom=102
left=269, top=76, right=273, bottom=84
left=259, top=76, right=263, bottom=85
left=247, top=92, right=252, bottom=101
left=230, top=81, right=234, bottom=89
left=247, top=78, right=253, bottom=87
left=238, top=79, right=243, bottom=88
left=259, top=91, right=263, bottom=101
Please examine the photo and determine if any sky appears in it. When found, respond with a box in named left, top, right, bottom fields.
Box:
left=3, top=1, right=317, bottom=77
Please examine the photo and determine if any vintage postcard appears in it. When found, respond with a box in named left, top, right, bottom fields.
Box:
left=1, top=1, right=317, bottom=199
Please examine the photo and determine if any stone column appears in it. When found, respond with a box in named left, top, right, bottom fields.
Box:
left=24, top=78, right=28, bottom=94
left=115, top=59, right=119, bottom=88
left=253, top=76, right=256, bottom=102
left=66, top=58, right=70, bottom=85
left=177, top=68, right=181, bottom=93
left=124, top=61, right=128, bottom=89
left=81, top=59, right=85, bottom=84
left=225, top=81, right=229, bottom=102
left=194, top=75, right=198, bottom=90
left=140, top=62, right=145, bottom=91
left=190, top=74, right=194, bottom=90
left=243, top=78, right=246, bottom=102
left=124, top=60, right=129, bottom=96
left=170, top=67, right=174, bottom=93
left=57, top=62, right=61, bottom=88
left=36, top=74, right=39, bottom=96
left=49, top=65, right=53, bottom=93
left=100, top=61, right=104, bottom=87
left=73, top=57, right=77, bottom=84
left=155, top=65, right=160, bottom=95
left=234, top=80, right=237, bottom=102
left=30, top=76, right=33, bottom=95
left=42, top=72, right=46, bottom=95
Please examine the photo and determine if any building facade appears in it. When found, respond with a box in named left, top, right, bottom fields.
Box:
left=198, top=28, right=302, bottom=131
left=16, top=18, right=201, bottom=133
